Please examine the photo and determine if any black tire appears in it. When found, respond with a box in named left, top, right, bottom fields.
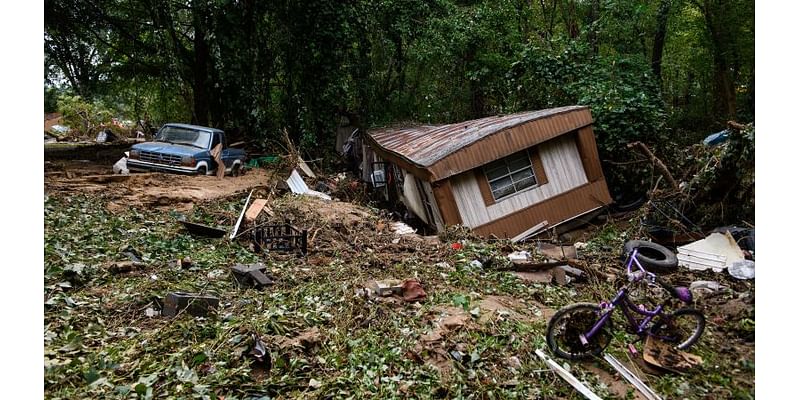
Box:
left=197, top=166, right=208, bottom=175
left=650, top=308, right=705, bottom=350
left=546, top=303, right=613, bottom=360
left=231, top=163, right=241, bottom=177
left=623, top=240, right=678, bottom=273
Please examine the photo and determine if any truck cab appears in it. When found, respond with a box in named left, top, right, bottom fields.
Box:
left=127, top=123, right=246, bottom=175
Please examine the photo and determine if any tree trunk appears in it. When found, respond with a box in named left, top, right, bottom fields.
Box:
left=587, top=0, right=599, bottom=55
left=651, top=0, right=670, bottom=88
left=191, top=2, right=210, bottom=126
left=698, top=0, right=737, bottom=120
left=561, top=0, right=579, bottom=39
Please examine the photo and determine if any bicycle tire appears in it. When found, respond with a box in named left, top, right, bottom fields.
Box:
left=623, top=240, right=678, bottom=273
left=546, top=303, right=613, bottom=360
left=650, top=308, right=705, bottom=350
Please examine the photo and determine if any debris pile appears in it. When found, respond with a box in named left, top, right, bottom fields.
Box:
left=43, top=156, right=755, bottom=399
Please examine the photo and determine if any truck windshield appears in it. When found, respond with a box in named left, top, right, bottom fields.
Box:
left=155, top=126, right=211, bottom=149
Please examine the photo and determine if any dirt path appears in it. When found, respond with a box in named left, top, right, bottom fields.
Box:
left=45, top=160, right=277, bottom=212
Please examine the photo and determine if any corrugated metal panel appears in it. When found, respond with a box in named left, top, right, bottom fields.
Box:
left=367, top=106, right=593, bottom=181
left=287, top=169, right=332, bottom=200
left=432, top=110, right=591, bottom=181
left=287, top=169, right=309, bottom=194
left=471, top=179, right=612, bottom=238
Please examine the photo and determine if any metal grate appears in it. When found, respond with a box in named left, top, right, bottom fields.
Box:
left=140, top=151, right=182, bottom=166
left=251, top=224, right=308, bottom=255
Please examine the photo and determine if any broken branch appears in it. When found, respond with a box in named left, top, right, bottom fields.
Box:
left=626, top=141, right=680, bottom=192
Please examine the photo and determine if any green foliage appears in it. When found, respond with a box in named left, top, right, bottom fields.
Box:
left=44, top=0, right=753, bottom=197
left=56, top=95, right=114, bottom=136
left=45, top=87, right=61, bottom=113
left=678, top=123, right=755, bottom=226
left=508, top=40, right=667, bottom=194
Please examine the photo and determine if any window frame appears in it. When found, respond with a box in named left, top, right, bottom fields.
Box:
left=483, top=150, right=539, bottom=202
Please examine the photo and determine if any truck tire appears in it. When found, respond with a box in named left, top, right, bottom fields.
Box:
left=197, top=166, right=207, bottom=175
left=623, top=240, right=678, bottom=273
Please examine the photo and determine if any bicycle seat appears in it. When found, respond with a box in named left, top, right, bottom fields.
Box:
left=655, top=276, right=693, bottom=303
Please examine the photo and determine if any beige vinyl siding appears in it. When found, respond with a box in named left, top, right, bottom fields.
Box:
left=451, top=135, right=588, bottom=228
left=420, top=181, right=445, bottom=231
left=402, top=173, right=429, bottom=224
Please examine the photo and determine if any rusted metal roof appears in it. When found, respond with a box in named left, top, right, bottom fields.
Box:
left=367, top=106, right=592, bottom=182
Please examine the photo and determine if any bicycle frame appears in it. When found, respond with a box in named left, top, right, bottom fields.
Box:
left=580, top=249, right=666, bottom=345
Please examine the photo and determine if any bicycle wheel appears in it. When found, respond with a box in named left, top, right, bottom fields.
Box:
left=650, top=308, right=705, bottom=350
left=546, top=303, right=613, bottom=360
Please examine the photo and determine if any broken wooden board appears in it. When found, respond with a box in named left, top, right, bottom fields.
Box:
left=551, top=267, right=568, bottom=285
left=244, top=198, right=269, bottom=223
left=512, top=271, right=553, bottom=284
left=502, top=260, right=568, bottom=272
left=511, top=221, right=548, bottom=243
left=298, top=157, right=316, bottom=178
left=604, top=353, right=663, bottom=400
left=210, top=143, right=225, bottom=179
left=535, top=349, right=602, bottom=400
left=642, top=336, right=703, bottom=374
left=229, top=190, right=253, bottom=239
left=537, top=242, right=578, bottom=260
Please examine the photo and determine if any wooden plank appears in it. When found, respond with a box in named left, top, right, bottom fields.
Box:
left=511, top=220, right=549, bottom=243
left=604, top=354, right=663, bottom=400
left=499, top=260, right=568, bottom=272
left=298, top=157, right=316, bottom=178
left=535, top=349, right=602, bottom=400
left=230, top=190, right=253, bottom=239
left=244, top=199, right=269, bottom=223
left=431, top=180, right=463, bottom=226
left=210, top=143, right=225, bottom=179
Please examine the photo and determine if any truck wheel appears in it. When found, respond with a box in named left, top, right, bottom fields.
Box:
left=231, top=163, right=241, bottom=177
left=197, top=166, right=207, bottom=175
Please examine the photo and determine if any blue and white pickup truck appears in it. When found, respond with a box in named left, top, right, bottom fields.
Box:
left=127, top=123, right=247, bottom=175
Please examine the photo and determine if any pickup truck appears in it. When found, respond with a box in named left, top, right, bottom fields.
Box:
left=127, top=123, right=246, bottom=175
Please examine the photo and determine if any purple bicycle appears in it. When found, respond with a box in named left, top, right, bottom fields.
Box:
left=546, top=241, right=705, bottom=360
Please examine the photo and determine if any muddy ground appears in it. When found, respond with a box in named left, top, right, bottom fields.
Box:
left=43, top=159, right=755, bottom=399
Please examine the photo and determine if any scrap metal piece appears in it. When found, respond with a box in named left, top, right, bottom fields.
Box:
left=603, top=353, right=663, bottom=400
left=180, top=220, right=227, bottom=238
left=231, top=263, right=274, bottom=288
left=287, top=169, right=331, bottom=200
left=535, top=349, right=602, bottom=400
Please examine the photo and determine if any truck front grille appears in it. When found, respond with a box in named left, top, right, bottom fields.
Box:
left=140, top=151, right=182, bottom=166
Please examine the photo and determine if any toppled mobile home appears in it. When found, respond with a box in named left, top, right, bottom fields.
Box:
left=363, top=106, right=613, bottom=240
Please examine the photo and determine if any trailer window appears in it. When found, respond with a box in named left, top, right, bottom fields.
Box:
left=483, top=150, right=538, bottom=200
